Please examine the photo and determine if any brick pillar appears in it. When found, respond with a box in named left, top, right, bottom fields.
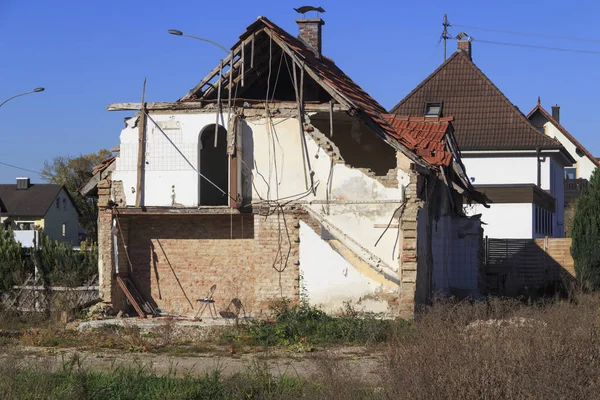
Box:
left=397, top=172, right=421, bottom=318
left=97, top=179, right=114, bottom=305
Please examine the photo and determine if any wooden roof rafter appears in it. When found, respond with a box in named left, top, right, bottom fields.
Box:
left=181, top=28, right=267, bottom=101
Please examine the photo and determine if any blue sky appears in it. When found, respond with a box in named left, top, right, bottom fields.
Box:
left=1, top=0, right=599, bottom=183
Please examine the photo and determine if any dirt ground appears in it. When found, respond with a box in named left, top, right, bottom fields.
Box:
left=0, top=344, right=386, bottom=381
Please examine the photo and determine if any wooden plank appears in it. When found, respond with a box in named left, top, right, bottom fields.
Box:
left=107, top=101, right=347, bottom=113
left=241, top=41, right=245, bottom=87
left=135, top=78, right=147, bottom=207
left=116, top=276, right=145, bottom=318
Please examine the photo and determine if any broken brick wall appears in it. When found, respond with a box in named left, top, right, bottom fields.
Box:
left=99, top=206, right=301, bottom=317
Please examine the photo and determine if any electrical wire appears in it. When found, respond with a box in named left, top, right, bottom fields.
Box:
left=473, top=38, right=600, bottom=55
left=452, top=23, right=600, bottom=44
left=0, top=161, right=42, bottom=175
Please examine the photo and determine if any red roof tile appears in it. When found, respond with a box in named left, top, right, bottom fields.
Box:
left=383, top=115, right=453, bottom=166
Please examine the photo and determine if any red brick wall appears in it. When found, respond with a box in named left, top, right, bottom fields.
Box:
left=119, top=213, right=300, bottom=317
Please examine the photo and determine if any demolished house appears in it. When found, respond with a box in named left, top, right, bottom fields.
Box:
left=83, top=15, right=487, bottom=319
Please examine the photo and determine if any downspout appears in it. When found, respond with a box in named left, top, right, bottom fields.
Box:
left=536, top=147, right=541, bottom=187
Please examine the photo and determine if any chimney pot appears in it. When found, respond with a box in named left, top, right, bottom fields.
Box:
left=16, top=177, right=30, bottom=190
left=457, top=39, right=472, bottom=60
left=296, top=18, right=325, bottom=56
left=551, top=104, right=560, bottom=123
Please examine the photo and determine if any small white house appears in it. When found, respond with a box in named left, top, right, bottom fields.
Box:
left=391, top=39, right=575, bottom=239
left=0, top=178, right=79, bottom=246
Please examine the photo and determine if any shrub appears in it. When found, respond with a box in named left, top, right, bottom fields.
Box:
left=0, top=226, right=24, bottom=293
left=33, top=235, right=97, bottom=286
left=571, top=167, right=600, bottom=289
left=229, top=299, right=412, bottom=346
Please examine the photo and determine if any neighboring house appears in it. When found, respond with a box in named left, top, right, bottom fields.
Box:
left=0, top=177, right=79, bottom=246
left=391, top=39, right=575, bottom=239
left=528, top=101, right=599, bottom=205
left=83, top=15, right=486, bottom=319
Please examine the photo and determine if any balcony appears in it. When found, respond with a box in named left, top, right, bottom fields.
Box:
left=565, top=178, right=589, bottom=205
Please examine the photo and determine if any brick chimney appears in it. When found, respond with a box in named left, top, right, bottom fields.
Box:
left=297, top=18, right=324, bottom=55
left=551, top=104, right=560, bottom=122
left=16, top=177, right=30, bottom=190
left=457, top=39, right=472, bottom=60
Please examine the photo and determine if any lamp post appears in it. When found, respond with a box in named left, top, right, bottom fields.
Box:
left=168, top=29, right=229, bottom=54
left=0, top=87, right=45, bottom=108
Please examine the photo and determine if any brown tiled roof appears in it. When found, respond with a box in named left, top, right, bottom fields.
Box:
left=0, top=184, right=64, bottom=217
left=527, top=104, right=600, bottom=167
left=383, top=115, right=453, bottom=166
left=390, top=52, right=563, bottom=151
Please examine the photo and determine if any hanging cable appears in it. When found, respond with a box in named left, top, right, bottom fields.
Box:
left=473, top=38, right=600, bottom=55
left=452, top=23, right=600, bottom=44
left=0, top=161, right=42, bottom=175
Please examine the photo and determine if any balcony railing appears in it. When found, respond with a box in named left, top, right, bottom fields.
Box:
left=565, top=178, right=589, bottom=205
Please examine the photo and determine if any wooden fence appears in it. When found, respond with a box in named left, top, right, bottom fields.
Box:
left=484, top=238, right=574, bottom=296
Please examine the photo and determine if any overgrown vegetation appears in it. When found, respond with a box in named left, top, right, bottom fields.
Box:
left=223, top=300, right=412, bottom=347
left=0, top=226, right=97, bottom=292
left=0, top=227, right=24, bottom=293
left=571, top=167, right=600, bottom=288
left=3, top=294, right=600, bottom=398
left=0, top=359, right=320, bottom=400
left=33, top=235, right=97, bottom=286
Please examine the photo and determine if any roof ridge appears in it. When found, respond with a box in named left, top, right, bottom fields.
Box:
left=528, top=104, right=600, bottom=167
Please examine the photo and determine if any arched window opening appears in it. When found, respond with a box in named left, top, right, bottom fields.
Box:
left=198, top=124, right=229, bottom=206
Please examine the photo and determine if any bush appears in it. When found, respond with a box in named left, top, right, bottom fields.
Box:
left=0, top=227, right=25, bottom=293
left=571, top=168, right=600, bottom=289
left=228, top=299, right=412, bottom=346
left=33, top=236, right=97, bottom=286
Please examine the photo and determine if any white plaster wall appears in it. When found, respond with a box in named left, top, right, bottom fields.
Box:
left=463, top=156, right=539, bottom=186
left=247, top=117, right=405, bottom=273
left=543, top=121, right=596, bottom=180
left=299, top=221, right=390, bottom=314
left=468, top=203, right=533, bottom=239
left=113, top=113, right=228, bottom=207
left=112, top=112, right=405, bottom=279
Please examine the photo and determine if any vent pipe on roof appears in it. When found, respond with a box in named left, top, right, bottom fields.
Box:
left=551, top=104, right=560, bottom=123
left=297, top=17, right=325, bottom=56
left=16, top=177, right=30, bottom=190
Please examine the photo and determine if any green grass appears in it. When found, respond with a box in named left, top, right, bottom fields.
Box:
left=0, top=357, right=378, bottom=400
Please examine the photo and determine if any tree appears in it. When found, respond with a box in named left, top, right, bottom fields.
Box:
left=41, top=150, right=111, bottom=243
left=571, top=167, right=600, bottom=289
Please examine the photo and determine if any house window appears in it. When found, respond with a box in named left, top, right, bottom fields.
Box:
left=56, top=198, right=60, bottom=209
left=63, top=198, right=67, bottom=211
left=15, top=222, right=34, bottom=231
left=62, top=223, right=66, bottom=238
left=564, top=167, right=577, bottom=180
left=198, top=124, right=229, bottom=206
left=424, top=102, right=443, bottom=117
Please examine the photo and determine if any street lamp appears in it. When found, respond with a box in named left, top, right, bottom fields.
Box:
left=0, top=87, right=45, bottom=108
left=168, top=29, right=229, bottom=54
